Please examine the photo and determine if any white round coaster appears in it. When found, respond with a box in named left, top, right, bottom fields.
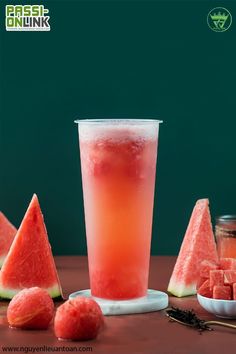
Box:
left=69, top=289, right=168, bottom=315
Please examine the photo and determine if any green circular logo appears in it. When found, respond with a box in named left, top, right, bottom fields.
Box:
left=207, top=7, right=232, bottom=32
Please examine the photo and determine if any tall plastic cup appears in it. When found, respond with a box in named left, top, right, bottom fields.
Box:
left=76, top=119, right=162, bottom=300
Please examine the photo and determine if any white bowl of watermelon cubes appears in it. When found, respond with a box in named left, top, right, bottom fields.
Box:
left=197, top=258, right=236, bottom=319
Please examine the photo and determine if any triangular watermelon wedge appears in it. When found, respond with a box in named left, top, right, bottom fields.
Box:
left=0, top=212, right=17, bottom=268
left=0, top=194, right=62, bottom=299
left=167, top=199, right=218, bottom=297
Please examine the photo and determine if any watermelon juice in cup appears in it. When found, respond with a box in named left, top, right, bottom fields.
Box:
left=76, top=119, right=162, bottom=300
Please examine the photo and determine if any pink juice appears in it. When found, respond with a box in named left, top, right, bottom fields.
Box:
left=216, top=217, right=236, bottom=258
left=78, top=121, right=160, bottom=300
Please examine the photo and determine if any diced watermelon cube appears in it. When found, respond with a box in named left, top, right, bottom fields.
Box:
left=209, top=270, right=224, bottom=289
left=233, top=283, right=236, bottom=300
left=224, top=270, right=236, bottom=285
left=198, top=279, right=212, bottom=298
left=196, top=276, right=208, bottom=290
left=213, top=285, right=231, bottom=300
left=199, top=260, right=219, bottom=278
left=220, top=258, right=236, bottom=270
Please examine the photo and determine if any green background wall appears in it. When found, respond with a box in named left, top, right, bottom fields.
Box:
left=0, top=1, right=235, bottom=255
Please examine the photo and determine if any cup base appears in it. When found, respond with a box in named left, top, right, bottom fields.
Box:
left=69, top=289, right=168, bottom=315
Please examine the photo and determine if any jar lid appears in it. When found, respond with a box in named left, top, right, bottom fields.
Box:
left=216, top=215, right=236, bottom=224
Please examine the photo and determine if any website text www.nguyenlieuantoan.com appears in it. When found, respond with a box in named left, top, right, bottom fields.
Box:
left=1, top=345, right=93, bottom=353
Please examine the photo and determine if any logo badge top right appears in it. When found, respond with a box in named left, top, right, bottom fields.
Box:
left=207, top=7, right=232, bottom=32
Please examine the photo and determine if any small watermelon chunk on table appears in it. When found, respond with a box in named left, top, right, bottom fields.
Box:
left=0, top=194, right=62, bottom=299
left=168, top=199, right=218, bottom=297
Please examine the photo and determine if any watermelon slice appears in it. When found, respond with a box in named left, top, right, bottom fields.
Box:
left=167, top=199, right=218, bottom=297
left=0, top=194, right=62, bottom=299
left=0, top=212, right=17, bottom=267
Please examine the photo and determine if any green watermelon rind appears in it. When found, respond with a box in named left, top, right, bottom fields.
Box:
left=0, top=283, right=62, bottom=300
left=167, top=279, right=196, bottom=297
left=0, top=256, right=6, bottom=269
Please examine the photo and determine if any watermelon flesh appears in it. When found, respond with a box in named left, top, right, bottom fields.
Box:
left=220, top=258, right=236, bottom=270
left=233, top=283, right=236, bottom=300
left=197, top=258, right=236, bottom=299
left=0, top=194, right=62, bottom=299
left=167, top=199, right=218, bottom=297
left=0, top=212, right=17, bottom=267
left=223, top=270, right=236, bottom=285
left=213, top=285, right=231, bottom=300
left=198, top=280, right=212, bottom=298
left=196, top=276, right=208, bottom=290
left=209, top=270, right=224, bottom=289
left=199, top=260, right=219, bottom=278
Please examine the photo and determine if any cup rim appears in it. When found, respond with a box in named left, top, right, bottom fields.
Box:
left=74, top=118, right=163, bottom=125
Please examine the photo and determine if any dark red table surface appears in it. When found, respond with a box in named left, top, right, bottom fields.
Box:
left=1, top=256, right=236, bottom=354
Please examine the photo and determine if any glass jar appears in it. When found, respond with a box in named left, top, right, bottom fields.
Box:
left=215, top=215, right=236, bottom=258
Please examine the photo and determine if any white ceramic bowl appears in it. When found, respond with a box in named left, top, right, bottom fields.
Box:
left=197, top=293, right=236, bottom=319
